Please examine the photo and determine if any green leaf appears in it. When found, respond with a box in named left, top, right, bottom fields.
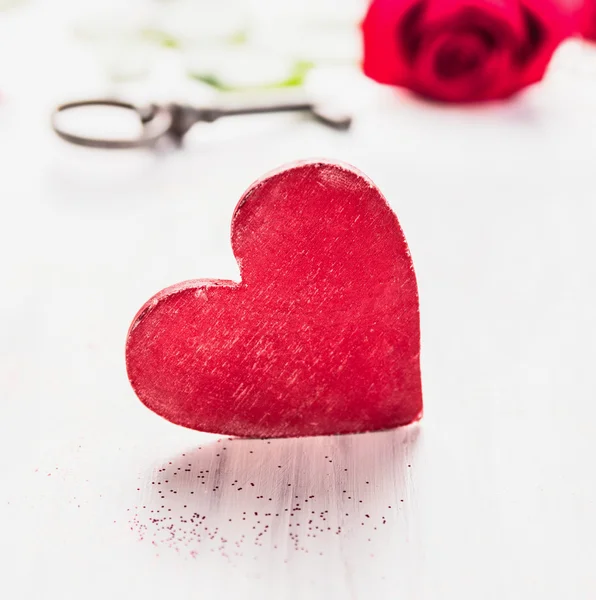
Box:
left=227, top=30, right=249, bottom=46
left=139, top=28, right=181, bottom=49
left=188, top=60, right=315, bottom=92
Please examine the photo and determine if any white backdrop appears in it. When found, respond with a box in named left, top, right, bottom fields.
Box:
left=1, top=2, right=595, bottom=599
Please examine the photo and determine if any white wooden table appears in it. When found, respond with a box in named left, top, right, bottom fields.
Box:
left=1, top=3, right=595, bottom=599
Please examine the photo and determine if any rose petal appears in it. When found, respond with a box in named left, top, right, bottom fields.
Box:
left=420, top=0, right=525, bottom=40
left=362, top=0, right=423, bottom=84
left=580, top=1, right=596, bottom=41
left=412, top=30, right=513, bottom=101
left=516, top=0, right=575, bottom=86
left=398, top=1, right=427, bottom=65
left=435, top=32, right=490, bottom=78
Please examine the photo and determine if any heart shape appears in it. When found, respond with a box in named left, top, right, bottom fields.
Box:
left=126, top=161, right=422, bottom=438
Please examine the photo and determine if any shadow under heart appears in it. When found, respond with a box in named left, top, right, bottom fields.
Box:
left=130, top=425, right=420, bottom=569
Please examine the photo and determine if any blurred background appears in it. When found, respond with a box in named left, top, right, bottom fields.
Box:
left=0, top=0, right=367, bottom=124
left=3, top=0, right=596, bottom=151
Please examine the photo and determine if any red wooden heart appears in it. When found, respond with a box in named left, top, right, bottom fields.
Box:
left=126, top=161, right=422, bottom=438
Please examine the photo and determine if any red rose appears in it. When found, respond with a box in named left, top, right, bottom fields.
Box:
left=362, top=0, right=575, bottom=102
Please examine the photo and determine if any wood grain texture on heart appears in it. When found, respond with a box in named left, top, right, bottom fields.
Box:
left=126, top=160, right=422, bottom=438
